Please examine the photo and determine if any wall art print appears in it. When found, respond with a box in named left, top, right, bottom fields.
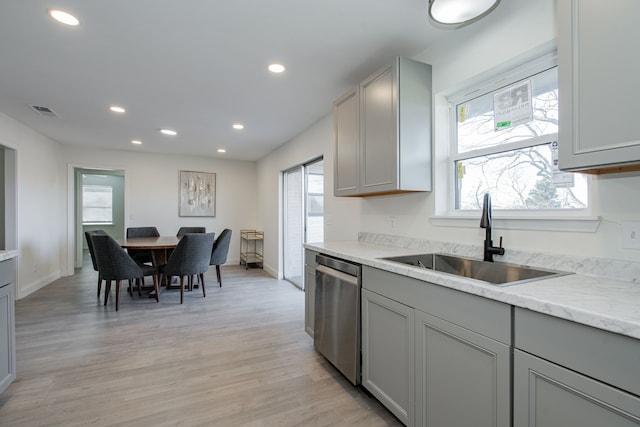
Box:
left=179, top=170, right=216, bottom=217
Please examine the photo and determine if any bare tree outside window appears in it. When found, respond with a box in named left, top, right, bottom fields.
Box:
left=452, top=64, right=588, bottom=211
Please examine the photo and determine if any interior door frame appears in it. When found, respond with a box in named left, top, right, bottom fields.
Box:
left=65, top=163, right=128, bottom=275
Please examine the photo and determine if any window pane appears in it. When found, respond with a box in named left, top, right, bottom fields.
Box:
left=455, top=143, right=588, bottom=210
left=457, top=67, right=558, bottom=154
left=307, top=174, right=323, bottom=194
left=83, top=185, right=113, bottom=223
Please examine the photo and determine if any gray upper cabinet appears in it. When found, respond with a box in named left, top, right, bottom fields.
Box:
left=558, top=0, right=640, bottom=173
left=334, top=57, right=432, bottom=196
left=333, top=90, right=360, bottom=196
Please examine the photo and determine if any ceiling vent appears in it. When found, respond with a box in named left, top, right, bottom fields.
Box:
left=29, top=105, right=59, bottom=118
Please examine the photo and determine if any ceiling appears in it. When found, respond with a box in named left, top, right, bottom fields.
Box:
left=0, top=1, right=453, bottom=161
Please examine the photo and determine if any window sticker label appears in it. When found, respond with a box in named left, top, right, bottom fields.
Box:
left=551, top=141, right=575, bottom=187
left=458, top=104, right=467, bottom=123
left=457, top=162, right=465, bottom=179
left=493, top=80, right=533, bottom=130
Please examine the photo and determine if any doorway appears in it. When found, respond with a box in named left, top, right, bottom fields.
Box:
left=283, top=157, right=324, bottom=289
left=74, top=168, right=125, bottom=268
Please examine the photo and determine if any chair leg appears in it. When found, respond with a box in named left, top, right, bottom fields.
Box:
left=97, top=276, right=102, bottom=298
left=137, top=278, right=142, bottom=296
left=104, top=281, right=111, bottom=305
left=179, top=276, right=185, bottom=304
left=200, top=273, right=206, bottom=298
left=116, top=280, right=121, bottom=311
left=216, top=265, right=222, bottom=287
left=152, top=275, right=159, bottom=303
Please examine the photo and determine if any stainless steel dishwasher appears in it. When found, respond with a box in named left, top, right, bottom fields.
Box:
left=314, top=254, right=361, bottom=385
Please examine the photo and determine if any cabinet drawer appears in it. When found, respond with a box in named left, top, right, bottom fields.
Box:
left=363, top=266, right=511, bottom=345
left=515, top=308, right=640, bottom=397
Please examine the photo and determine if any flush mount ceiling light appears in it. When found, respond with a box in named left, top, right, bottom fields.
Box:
left=160, top=129, right=177, bottom=136
left=109, top=105, right=126, bottom=113
left=232, top=123, right=244, bottom=130
left=428, top=0, right=500, bottom=29
left=48, top=9, right=80, bottom=26
left=217, top=149, right=227, bottom=153
left=131, top=140, right=142, bottom=145
left=268, top=63, right=286, bottom=73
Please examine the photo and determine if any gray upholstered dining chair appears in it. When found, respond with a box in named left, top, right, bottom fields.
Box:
left=161, top=233, right=215, bottom=304
left=176, top=226, right=206, bottom=236
left=210, top=228, right=232, bottom=287
left=92, top=234, right=160, bottom=311
left=85, top=229, right=108, bottom=298
left=126, top=226, right=160, bottom=265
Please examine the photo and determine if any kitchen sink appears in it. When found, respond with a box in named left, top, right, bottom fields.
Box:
left=380, top=253, right=571, bottom=286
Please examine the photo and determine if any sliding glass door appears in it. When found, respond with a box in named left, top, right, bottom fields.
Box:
left=283, top=157, right=324, bottom=289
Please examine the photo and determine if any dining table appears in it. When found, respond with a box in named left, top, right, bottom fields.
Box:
left=116, top=236, right=181, bottom=267
left=117, top=236, right=182, bottom=293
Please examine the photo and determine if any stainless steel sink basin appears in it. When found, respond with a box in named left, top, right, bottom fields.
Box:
left=380, top=253, right=570, bottom=286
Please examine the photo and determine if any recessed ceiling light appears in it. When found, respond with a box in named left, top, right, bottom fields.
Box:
left=109, top=105, right=126, bottom=113
left=268, top=63, right=286, bottom=73
left=160, top=129, right=177, bottom=136
left=131, top=140, right=142, bottom=145
left=232, top=123, right=244, bottom=130
left=217, top=149, right=227, bottom=153
left=48, top=9, right=80, bottom=26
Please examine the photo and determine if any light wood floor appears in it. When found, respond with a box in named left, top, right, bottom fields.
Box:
left=0, top=255, right=401, bottom=426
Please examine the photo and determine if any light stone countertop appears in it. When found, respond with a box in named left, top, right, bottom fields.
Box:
left=305, top=238, right=640, bottom=341
left=0, top=250, right=18, bottom=262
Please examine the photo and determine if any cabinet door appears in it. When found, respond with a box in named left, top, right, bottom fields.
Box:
left=360, top=64, right=397, bottom=194
left=304, top=264, right=315, bottom=337
left=415, top=310, right=510, bottom=427
left=362, top=289, right=414, bottom=426
left=0, top=282, right=16, bottom=394
left=304, top=250, right=318, bottom=337
left=514, top=349, right=640, bottom=426
left=333, top=89, right=360, bottom=196
left=558, top=0, right=640, bottom=172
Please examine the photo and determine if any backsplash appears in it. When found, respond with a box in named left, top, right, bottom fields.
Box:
left=358, top=232, right=640, bottom=284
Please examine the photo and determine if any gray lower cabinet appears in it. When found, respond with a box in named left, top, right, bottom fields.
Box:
left=514, top=308, right=640, bottom=426
left=0, top=259, right=16, bottom=394
left=514, top=350, right=640, bottom=426
left=415, top=310, right=511, bottom=427
left=304, top=249, right=318, bottom=337
left=362, top=266, right=511, bottom=426
left=361, top=288, right=415, bottom=426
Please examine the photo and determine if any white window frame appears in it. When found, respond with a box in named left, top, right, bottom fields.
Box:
left=430, top=50, right=599, bottom=233
left=82, top=184, right=113, bottom=225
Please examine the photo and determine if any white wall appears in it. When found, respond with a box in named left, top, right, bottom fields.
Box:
left=61, top=145, right=258, bottom=274
left=256, top=114, right=361, bottom=278
left=0, top=113, right=65, bottom=298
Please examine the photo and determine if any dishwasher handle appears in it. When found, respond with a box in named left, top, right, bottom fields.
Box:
left=316, top=254, right=361, bottom=277
left=316, top=264, right=359, bottom=286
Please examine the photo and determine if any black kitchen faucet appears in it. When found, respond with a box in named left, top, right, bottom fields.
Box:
left=480, top=193, right=505, bottom=262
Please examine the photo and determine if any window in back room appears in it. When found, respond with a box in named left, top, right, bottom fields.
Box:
left=82, top=179, right=113, bottom=225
